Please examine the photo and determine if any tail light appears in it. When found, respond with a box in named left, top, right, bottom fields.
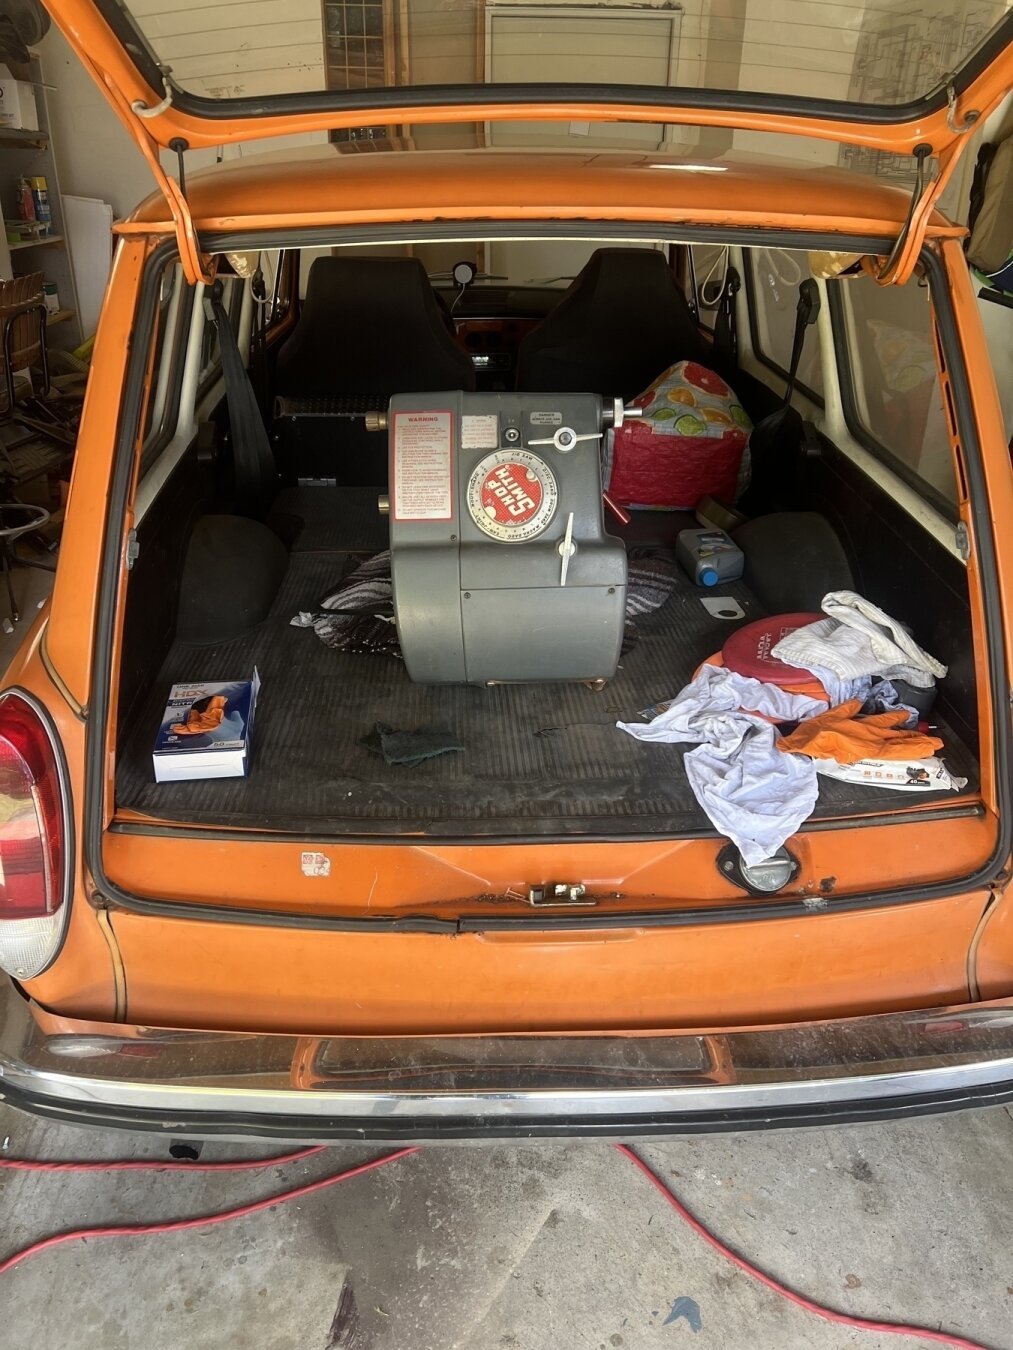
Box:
left=0, top=691, right=71, bottom=978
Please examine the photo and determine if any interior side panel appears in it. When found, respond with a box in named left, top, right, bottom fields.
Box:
left=802, top=437, right=976, bottom=748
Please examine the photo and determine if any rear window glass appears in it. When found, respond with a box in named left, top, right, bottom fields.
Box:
left=116, top=0, right=1009, bottom=113
left=830, top=273, right=958, bottom=515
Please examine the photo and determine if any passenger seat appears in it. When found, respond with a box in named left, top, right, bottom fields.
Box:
left=515, top=248, right=708, bottom=399
left=274, top=257, right=475, bottom=485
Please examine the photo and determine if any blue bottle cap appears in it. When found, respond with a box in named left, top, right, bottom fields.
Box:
left=700, top=567, right=719, bottom=586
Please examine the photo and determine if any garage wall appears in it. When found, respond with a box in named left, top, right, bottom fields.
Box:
left=39, top=25, right=154, bottom=218
left=39, top=16, right=328, bottom=223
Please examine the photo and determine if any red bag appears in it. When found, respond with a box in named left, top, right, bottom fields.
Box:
left=606, top=361, right=751, bottom=509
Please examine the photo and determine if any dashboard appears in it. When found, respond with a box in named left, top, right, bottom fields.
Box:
left=433, top=284, right=563, bottom=389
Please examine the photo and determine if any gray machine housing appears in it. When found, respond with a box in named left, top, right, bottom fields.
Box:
left=388, top=391, right=627, bottom=685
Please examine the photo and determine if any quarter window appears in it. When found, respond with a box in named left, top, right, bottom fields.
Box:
left=830, top=274, right=958, bottom=515
left=139, top=262, right=193, bottom=475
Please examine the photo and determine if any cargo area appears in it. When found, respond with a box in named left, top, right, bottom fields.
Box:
left=113, top=240, right=982, bottom=843
left=115, top=487, right=978, bottom=839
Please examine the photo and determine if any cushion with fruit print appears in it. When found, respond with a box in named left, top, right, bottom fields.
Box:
left=606, top=360, right=752, bottom=510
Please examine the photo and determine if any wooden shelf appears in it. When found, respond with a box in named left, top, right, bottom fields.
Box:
left=46, top=308, right=74, bottom=326
left=8, top=234, right=65, bottom=251
left=0, top=129, right=48, bottom=150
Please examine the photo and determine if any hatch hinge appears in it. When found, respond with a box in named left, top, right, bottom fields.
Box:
left=131, top=67, right=175, bottom=120
left=945, top=80, right=981, bottom=135
left=954, top=521, right=971, bottom=562
left=124, top=528, right=140, bottom=570
left=875, top=144, right=934, bottom=286
left=85, top=54, right=214, bottom=286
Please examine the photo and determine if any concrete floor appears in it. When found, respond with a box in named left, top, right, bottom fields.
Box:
left=1, top=1104, right=1012, bottom=1349
left=0, top=560, right=54, bottom=669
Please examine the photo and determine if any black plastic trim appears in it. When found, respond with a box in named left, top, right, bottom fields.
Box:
left=105, top=799, right=984, bottom=847
left=201, top=223, right=897, bottom=257
left=5, top=1073, right=1013, bottom=1139
left=94, top=0, right=1013, bottom=134
left=83, top=230, right=1010, bottom=937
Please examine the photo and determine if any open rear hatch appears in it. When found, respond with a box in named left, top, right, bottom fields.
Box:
left=44, top=0, right=1013, bottom=283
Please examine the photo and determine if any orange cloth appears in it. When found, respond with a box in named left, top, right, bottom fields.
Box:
left=776, top=698, right=942, bottom=765
left=170, top=695, right=227, bottom=736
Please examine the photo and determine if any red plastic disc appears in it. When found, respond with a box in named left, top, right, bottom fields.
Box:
left=722, top=613, right=825, bottom=688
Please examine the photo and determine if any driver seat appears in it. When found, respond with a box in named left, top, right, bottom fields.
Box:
left=515, top=248, right=708, bottom=399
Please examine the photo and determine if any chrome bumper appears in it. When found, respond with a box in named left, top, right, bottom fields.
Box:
left=4, top=978, right=1013, bottom=1139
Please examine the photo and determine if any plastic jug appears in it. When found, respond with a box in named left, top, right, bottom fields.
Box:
left=676, top=528, right=744, bottom=588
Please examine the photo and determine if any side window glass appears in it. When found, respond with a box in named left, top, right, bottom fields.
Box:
left=830, top=274, right=957, bottom=515
left=139, top=262, right=193, bottom=475
left=746, top=248, right=824, bottom=401
left=260, top=250, right=293, bottom=327
left=689, top=244, right=728, bottom=331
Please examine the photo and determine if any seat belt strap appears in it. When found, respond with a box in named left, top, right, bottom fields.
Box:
left=713, top=266, right=740, bottom=368
left=209, top=282, right=276, bottom=519
left=781, top=278, right=820, bottom=405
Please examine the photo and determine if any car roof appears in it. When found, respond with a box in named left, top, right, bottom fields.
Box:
left=120, top=142, right=962, bottom=240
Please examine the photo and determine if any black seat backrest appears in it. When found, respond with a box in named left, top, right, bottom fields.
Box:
left=515, top=248, right=707, bottom=399
left=276, top=256, right=475, bottom=396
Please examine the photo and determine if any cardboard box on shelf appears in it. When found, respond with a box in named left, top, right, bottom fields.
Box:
left=0, top=70, right=39, bottom=131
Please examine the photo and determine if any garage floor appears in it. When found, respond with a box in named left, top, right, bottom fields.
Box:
left=1, top=1104, right=1012, bottom=1349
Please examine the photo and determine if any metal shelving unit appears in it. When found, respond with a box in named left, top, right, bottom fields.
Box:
left=0, top=55, right=82, bottom=349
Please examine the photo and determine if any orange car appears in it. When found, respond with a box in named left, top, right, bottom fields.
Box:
left=0, top=0, right=1012, bottom=1139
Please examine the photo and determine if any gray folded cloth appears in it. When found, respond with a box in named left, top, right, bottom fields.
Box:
left=360, top=722, right=464, bottom=768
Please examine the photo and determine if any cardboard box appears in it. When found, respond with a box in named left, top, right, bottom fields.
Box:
left=153, top=671, right=260, bottom=783
left=0, top=71, right=39, bottom=131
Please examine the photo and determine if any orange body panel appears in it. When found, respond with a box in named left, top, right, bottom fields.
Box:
left=116, top=147, right=962, bottom=243
left=45, top=237, right=147, bottom=711
left=1, top=23, right=1008, bottom=1037
left=102, top=812, right=999, bottom=918
left=105, top=892, right=987, bottom=1035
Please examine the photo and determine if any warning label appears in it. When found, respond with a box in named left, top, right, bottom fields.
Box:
left=393, top=411, right=453, bottom=521
left=461, top=414, right=499, bottom=450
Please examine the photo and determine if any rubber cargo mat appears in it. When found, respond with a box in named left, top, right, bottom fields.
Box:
left=275, top=484, right=390, bottom=554
left=116, top=543, right=978, bottom=838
